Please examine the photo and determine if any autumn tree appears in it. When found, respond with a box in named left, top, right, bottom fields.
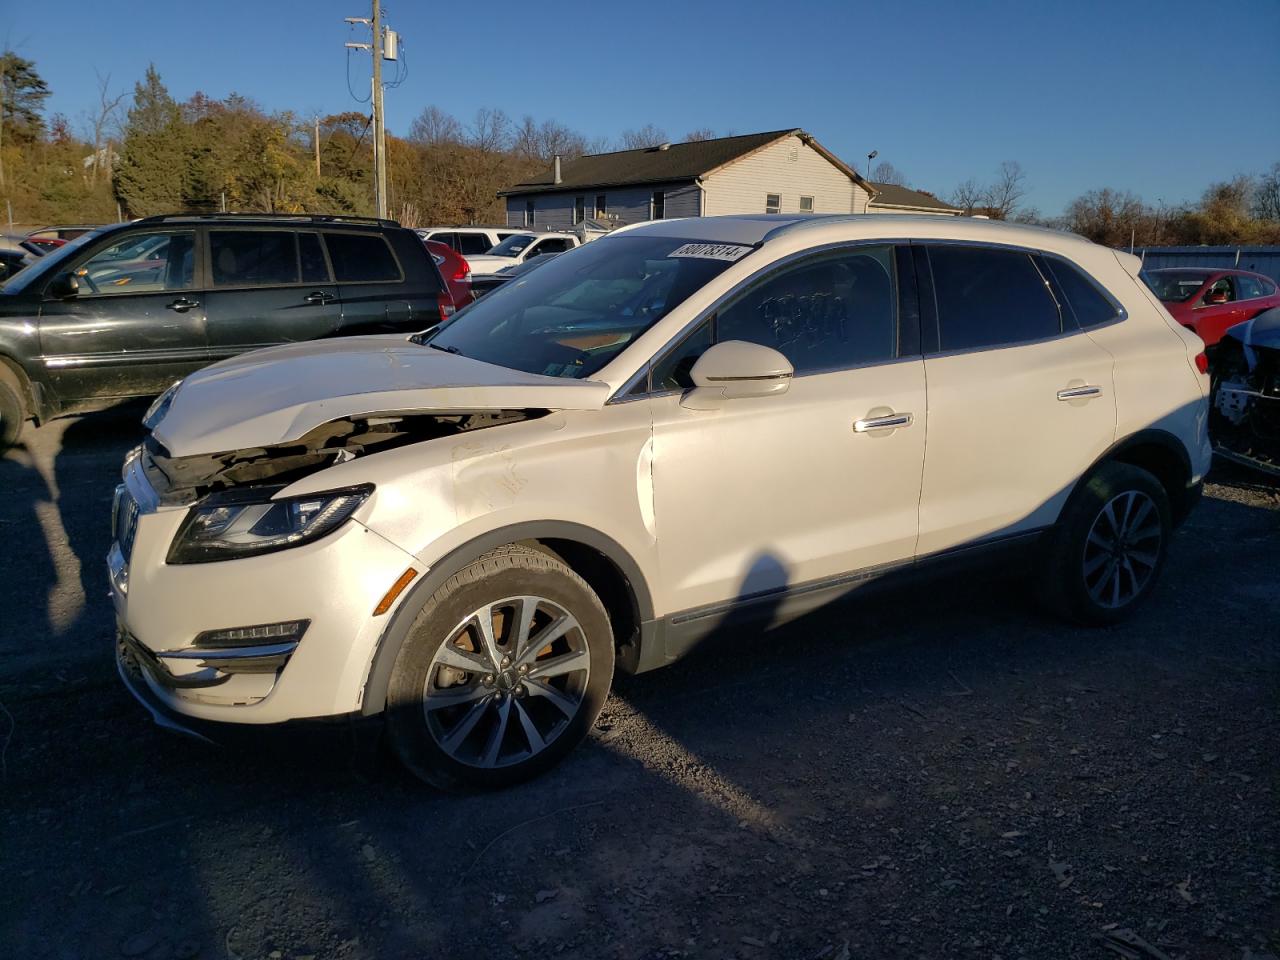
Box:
left=115, top=65, right=189, bottom=215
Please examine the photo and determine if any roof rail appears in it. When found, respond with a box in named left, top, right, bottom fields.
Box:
left=133, top=213, right=401, bottom=228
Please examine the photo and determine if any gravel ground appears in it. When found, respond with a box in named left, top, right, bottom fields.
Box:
left=1, top=403, right=1277, bottom=960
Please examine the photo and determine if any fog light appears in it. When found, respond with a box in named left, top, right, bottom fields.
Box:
left=193, top=620, right=310, bottom=648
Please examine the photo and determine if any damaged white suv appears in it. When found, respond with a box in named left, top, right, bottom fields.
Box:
left=111, top=214, right=1211, bottom=789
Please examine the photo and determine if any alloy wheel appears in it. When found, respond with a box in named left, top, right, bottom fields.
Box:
left=422, top=595, right=591, bottom=768
left=1081, top=490, right=1162, bottom=609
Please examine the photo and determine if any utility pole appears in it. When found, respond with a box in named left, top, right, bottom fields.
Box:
left=313, top=115, right=322, bottom=178
left=345, top=1, right=397, bottom=219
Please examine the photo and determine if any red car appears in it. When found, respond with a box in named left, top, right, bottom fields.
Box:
left=424, top=239, right=473, bottom=314
left=1144, top=267, right=1280, bottom=348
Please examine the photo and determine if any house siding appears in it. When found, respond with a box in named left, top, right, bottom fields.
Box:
left=702, top=134, right=871, bottom=216
left=505, top=180, right=700, bottom=230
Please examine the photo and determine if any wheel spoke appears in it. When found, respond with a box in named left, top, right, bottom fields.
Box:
left=1127, top=548, right=1158, bottom=568
left=480, top=696, right=513, bottom=767
left=433, top=643, right=492, bottom=674
left=525, top=677, right=580, bottom=718
left=423, top=683, right=491, bottom=711
left=1110, top=566, right=1122, bottom=607
left=516, top=613, right=579, bottom=667
left=1130, top=521, right=1162, bottom=543
left=513, top=699, right=547, bottom=755
left=527, top=648, right=590, bottom=681
left=1083, top=551, right=1111, bottom=578
left=513, top=597, right=539, bottom=660
left=1103, top=501, right=1121, bottom=538
left=1087, top=529, right=1114, bottom=551
left=439, top=696, right=492, bottom=752
left=473, top=608, right=503, bottom=668
left=1126, top=497, right=1153, bottom=536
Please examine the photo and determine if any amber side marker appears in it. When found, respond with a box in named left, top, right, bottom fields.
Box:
left=373, top=567, right=419, bottom=616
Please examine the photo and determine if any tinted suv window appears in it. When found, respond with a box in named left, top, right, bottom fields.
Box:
left=457, top=233, right=491, bottom=256
left=325, top=233, right=400, bottom=282
left=298, top=233, right=330, bottom=282
left=928, top=245, right=1060, bottom=350
left=717, top=246, right=898, bottom=374
left=1044, top=258, right=1120, bottom=329
left=211, top=231, right=298, bottom=286
left=533, top=238, right=574, bottom=256
left=74, top=230, right=195, bottom=295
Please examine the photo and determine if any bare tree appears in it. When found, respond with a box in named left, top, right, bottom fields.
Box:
left=871, top=160, right=907, bottom=186
left=950, top=178, right=985, bottom=215
left=468, top=107, right=511, bottom=153
left=513, top=115, right=587, bottom=163
left=619, top=124, right=668, bottom=150
left=408, top=105, right=462, bottom=146
left=682, top=127, right=716, bottom=142
left=1253, top=162, right=1280, bottom=221
left=82, top=70, right=126, bottom=187
left=982, top=161, right=1026, bottom=220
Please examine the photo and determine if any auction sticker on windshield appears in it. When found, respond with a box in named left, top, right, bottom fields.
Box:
left=669, top=242, right=754, bottom=261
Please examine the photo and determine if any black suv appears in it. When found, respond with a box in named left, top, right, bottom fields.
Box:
left=0, top=214, right=448, bottom=444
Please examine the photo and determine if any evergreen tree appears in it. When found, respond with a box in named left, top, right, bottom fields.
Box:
left=114, top=65, right=188, bottom=215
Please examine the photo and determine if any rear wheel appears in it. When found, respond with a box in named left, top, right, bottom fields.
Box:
left=385, top=545, right=614, bottom=790
left=1040, top=462, right=1171, bottom=625
left=0, top=369, right=27, bottom=447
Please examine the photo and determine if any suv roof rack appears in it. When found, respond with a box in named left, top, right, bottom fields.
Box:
left=134, top=213, right=401, bottom=228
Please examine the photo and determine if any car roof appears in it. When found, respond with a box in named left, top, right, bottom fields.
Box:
left=609, top=213, right=1098, bottom=251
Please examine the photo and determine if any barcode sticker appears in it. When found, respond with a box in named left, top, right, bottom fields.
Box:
left=669, top=242, right=753, bottom=262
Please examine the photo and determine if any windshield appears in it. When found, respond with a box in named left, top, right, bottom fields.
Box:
left=421, top=234, right=749, bottom=379
left=489, top=234, right=536, bottom=257
left=1143, top=270, right=1210, bottom=303
left=0, top=228, right=105, bottom=293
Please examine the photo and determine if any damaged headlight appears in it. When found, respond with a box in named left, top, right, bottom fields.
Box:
left=143, top=380, right=183, bottom=430
left=167, top=484, right=373, bottom=564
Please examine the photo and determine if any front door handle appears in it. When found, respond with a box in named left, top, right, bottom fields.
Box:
left=166, top=297, right=199, bottom=313
left=854, top=412, right=913, bottom=433
left=1056, top=385, right=1102, bottom=401
left=304, top=290, right=336, bottom=304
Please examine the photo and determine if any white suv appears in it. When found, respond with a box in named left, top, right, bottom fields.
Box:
left=414, top=227, right=518, bottom=256
left=464, top=231, right=581, bottom=276
left=111, top=214, right=1211, bottom=789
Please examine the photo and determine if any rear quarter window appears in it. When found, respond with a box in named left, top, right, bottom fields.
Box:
left=927, top=245, right=1061, bottom=351
left=1044, top=258, right=1122, bottom=328
left=324, top=233, right=401, bottom=282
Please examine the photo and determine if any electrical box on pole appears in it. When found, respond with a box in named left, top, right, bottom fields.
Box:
left=383, top=30, right=399, bottom=60
left=344, top=1, right=398, bottom=220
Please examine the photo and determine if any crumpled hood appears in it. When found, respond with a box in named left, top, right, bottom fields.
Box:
left=465, top=254, right=518, bottom=276
left=152, top=334, right=611, bottom=457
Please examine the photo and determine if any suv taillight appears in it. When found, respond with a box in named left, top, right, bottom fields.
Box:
left=454, top=256, right=471, bottom=282
left=438, top=295, right=456, bottom=322
left=1194, top=351, right=1209, bottom=375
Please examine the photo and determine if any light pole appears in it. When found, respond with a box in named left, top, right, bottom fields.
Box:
left=866, top=150, right=878, bottom=179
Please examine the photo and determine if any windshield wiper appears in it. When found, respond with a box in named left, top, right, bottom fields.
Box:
left=429, top=342, right=462, bottom=355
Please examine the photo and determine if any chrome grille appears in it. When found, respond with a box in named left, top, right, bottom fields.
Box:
left=112, top=484, right=140, bottom=561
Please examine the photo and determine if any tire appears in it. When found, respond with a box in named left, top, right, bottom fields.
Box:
left=1039, top=462, right=1172, bottom=626
left=0, top=370, right=27, bottom=448
left=385, top=544, right=614, bottom=790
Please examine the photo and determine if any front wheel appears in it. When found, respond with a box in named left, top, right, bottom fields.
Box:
left=1039, top=462, right=1172, bottom=626
left=385, top=545, right=614, bottom=790
left=0, top=372, right=27, bottom=448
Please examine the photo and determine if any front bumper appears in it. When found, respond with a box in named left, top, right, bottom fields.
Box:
left=109, top=457, right=422, bottom=725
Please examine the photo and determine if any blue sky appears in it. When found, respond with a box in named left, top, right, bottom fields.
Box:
left=5, top=0, right=1278, bottom=215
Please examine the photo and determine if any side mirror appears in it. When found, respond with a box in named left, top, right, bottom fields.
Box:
left=49, top=273, right=80, bottom=298
left=688, top=340, right=793, bottom=402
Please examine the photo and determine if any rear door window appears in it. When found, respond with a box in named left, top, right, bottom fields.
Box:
left=298, top=232, right=331, bottom=283
left=1237, top=275, right=1264, bottom=300
left=1043, top=258, right=1122, bottom=329
left=324, top=233, right=401, bottom=282
left=927, top=245, right=1061, bottom=351
left=210, top=231, right=299, bottom=286
left=457, top=233, right=491, bottom=256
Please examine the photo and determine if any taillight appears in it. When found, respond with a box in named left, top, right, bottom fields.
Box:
left=1194, top=352, right=1209, bottom=375
left=438, top=296, right=456, bottom=322
left=454, top=256, right=471, bottom=282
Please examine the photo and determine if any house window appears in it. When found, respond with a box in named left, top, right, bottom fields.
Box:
left=574, top=196, right=585, bottom=225
left=799, top=196, right=814, bottom=213
left=595, top=194, right=607, bottom=218
left=651, top=190, right=665, bottom=220
left=525, top=200, right=535, bottom=227
left=766, top=193, right=781, bottom=214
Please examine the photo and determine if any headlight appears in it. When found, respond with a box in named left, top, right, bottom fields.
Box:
left=167, top=484, right=373, bottom=564
left=143, top=380, right=182, bottom=429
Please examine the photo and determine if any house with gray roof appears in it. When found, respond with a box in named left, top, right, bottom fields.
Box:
left=498, top=129, right=959, bottom=230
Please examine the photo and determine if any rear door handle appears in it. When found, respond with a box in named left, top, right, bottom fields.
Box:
left=854, top=412, right=913, bottom=433
left=166, top=297, right=199, bottom=313
left=1056, top=385, right=1102, bottom=401
left=304, top=290, right=336, bottom=304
